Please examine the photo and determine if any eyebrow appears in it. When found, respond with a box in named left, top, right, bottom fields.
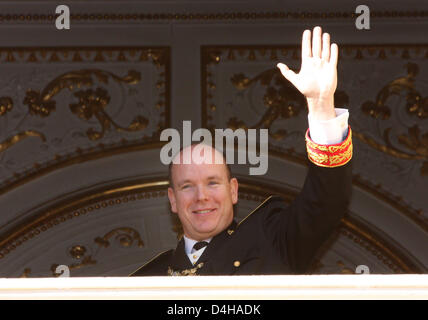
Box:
left=176, top=175, right=223, bottom=186
left=206, top=175, right=222, bottom=181
left=177, top=179, right=192, bottom=186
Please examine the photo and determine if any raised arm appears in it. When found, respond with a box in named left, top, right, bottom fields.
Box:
left=265, top=27, right=352, bottom=273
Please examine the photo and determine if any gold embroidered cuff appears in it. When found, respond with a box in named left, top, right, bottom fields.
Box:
left=305, top=126, right=353, bottom=168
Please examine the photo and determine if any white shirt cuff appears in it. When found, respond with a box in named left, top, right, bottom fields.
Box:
left=308, top=108, right=349, bottom=145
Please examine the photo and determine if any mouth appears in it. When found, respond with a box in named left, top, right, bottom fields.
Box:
left=192, top=208, right=216, bottom=215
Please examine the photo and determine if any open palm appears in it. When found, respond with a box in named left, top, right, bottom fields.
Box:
left=278, top=26, right=338, bottom=120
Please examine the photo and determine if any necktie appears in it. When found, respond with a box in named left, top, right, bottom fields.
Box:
left=192, top=241, right=208, bottom=253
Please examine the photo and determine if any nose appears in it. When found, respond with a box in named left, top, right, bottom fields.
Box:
left=195, top=185, right=209, bottom=201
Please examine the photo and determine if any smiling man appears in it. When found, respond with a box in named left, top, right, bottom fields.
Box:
left=130, top=26, right=353, bottom=276
left=168, top=145, right=238, bottom=243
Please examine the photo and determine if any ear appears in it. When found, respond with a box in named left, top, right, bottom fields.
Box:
left=229, top=178, right=239, bottom=205
left=167, top=187, right=178, bottom=213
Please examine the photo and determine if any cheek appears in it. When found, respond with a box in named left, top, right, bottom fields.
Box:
left=177, top=192, right=194, bottom=209
left=213, top=188, right=231, bottom=204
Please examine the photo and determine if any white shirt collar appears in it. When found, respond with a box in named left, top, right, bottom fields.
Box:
left=183, top=235, right=212, bottom=254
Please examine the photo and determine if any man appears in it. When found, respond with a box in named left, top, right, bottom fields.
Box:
left=130, top=26, right=352, bottom=276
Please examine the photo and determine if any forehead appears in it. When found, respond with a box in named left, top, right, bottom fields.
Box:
left=170, top=145, right=228, bottom=183
left=171, top=162, right=229, bottom=182
left=173, top=144, right=225, bottom=164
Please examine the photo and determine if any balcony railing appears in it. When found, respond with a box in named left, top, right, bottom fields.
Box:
left=0, top=275, right=427, bottom=299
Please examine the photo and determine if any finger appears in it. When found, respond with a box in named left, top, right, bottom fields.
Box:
left=330, top=43, right=339, bottom=67
left=312, top=26, right=322, bottom=58
left=301, top=29, right=312, bottom=59
left=277, top=63, right=298, bottom=86
left=321, top=33, right=330, bottom=61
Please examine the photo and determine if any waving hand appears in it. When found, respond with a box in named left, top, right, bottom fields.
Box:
left=277, top=26, right=338, bottom=121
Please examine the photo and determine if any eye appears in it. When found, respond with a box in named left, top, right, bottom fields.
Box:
left=208, top=181, right=218, bottom=185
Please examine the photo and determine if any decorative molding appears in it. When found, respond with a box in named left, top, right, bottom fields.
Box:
left=0, top=47, right=170, bottom=64
left=51, top=256, right=97, bottom=277
left=0, top=11, right=427, bottom=24
left=0, top=180, right=168, bottom=260
left=0, top=46, right=170, bottom=196
left=352, top=175, right=427, bottom=232
left=48, top=227, right=144, bottom=276
left=340, top=218, right=415, bottom=273
left=95, top=227, right=144, bottom=249
left=23, top=69, right=147, bottom=141
left=0, top=131, right=46, bottom=153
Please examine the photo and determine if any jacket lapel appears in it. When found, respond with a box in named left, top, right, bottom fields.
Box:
left=196, top=220, right=238, bottom=272
left=170, top=238, right=194, bottom=271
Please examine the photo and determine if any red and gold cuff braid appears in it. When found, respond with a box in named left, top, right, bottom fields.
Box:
left=305, top=126, right=353, bottom=168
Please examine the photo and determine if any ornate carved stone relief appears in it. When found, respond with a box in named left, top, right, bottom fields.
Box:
left=0, top=47, right=170, bottom=196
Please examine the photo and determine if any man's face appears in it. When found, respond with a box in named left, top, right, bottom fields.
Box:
left=167, top=146, right=238, bottom=241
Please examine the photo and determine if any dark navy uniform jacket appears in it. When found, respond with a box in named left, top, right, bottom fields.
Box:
left=130, top=161, right=352, bottom=276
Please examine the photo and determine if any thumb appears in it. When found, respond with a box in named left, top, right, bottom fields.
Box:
left=277, top=63, right=298, bottom=86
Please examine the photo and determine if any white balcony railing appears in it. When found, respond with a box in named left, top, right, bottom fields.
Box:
left=0, top=275, right=427, bottom=299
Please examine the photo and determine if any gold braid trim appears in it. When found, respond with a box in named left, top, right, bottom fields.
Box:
left=305, top=126, right=353, bottom=168
left=167, top=262, right=205, bottom=276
